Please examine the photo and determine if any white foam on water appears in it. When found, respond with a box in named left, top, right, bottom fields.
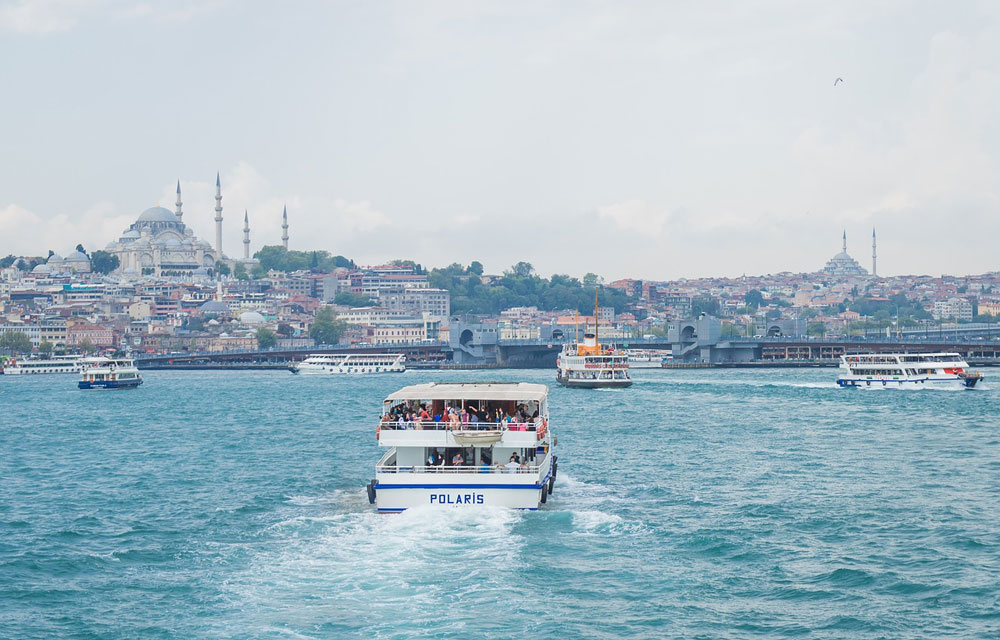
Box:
left=224, top=502, right=529, bottom=631
left=571, top=510, right=623, bottom=530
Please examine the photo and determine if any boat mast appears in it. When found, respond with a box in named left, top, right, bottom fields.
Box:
left=594, top=289, right=599, bottom=349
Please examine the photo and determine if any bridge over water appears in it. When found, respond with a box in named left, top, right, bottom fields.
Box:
left=134, top=333, right=1000, bottom=369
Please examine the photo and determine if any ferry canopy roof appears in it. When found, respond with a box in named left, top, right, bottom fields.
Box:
left=384, top=382, right=548, bottom=403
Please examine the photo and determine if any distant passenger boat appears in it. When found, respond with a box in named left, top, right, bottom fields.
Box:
left=556, top=294, right=632, bottom=388
left=837, top=352, right=984, bottom=388
left=2, top=354, right=83, bottom=375
left=289, top=353, right=406, bottom=375
left=368, top=382, right=557, bottom=512
left=624, top=349, right=671, bottom=369
left=78, top=357, right=143, bottom=389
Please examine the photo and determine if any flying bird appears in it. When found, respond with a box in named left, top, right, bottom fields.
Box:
left=834, top=77, right=844, bottom=86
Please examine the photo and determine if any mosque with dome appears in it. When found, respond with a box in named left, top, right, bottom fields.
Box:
left=103, top=175, right=288, bottom=277
left=822, top=230, right=876, bottom=278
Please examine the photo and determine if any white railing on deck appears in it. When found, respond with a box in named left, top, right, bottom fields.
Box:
left=379, top=420, right=539, bottom=432
left=376, top=463, right=542, bottom=475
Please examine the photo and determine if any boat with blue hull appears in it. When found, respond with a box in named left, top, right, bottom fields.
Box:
left=78, top=357, right=143, bottom=390
left=369, top=382, right=556, bottom=512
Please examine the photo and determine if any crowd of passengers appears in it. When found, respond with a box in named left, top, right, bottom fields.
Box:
left=381, top=403, right=542, bottom=431
left=421, top=449, right=535, bottom=472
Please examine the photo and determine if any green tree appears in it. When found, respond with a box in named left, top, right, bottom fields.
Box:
left=806, top=321, right=827, bottom=337
left=256, top=327, right=277, bottom=349
left=233, top=262, right=249, bottom=280
left=745, top=289, right=764, bottom=308
left=467, top=261, right=484, bottom=275
left=75, top=244, right=86, bottom=254
left=0, top=255, right=16, bottom=268
left=691, top=297, right=721, bottom=316
left=38, top=340, right=54, bottom=356
left=765, top=308, right=782, bottom=320
left=334, top=291, right=373, bottom=307
left=251, top=263, right=268, bottom=278
left=309, top=306, right=346, bottom=345
left=78, top=338, right=96, bottom=354
left=510, top=261, right=535, bottom=278
left=0, top=330, right=32, bottom=354
left=582, top=272, right=600, bottom=286
left=276, top=323, right=293, bottom=337
left=215, top=261, right=231, bottom=277
left=90, top=250, right=120, bottom=274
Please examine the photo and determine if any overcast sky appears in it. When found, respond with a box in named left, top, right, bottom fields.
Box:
left=1, top=0, right=998, bottom=280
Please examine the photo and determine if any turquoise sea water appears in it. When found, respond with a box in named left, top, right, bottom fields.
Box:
left=2, top=368, right=999, bottom=639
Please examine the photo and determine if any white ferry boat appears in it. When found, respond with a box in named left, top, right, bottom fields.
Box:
left=289, top=353, right=405, bottom=375
left=556, top=299, right=631, bottom=388
left=837, top=352, right=984, bottom=389
left=78, top=357, right=143, bottom=389
left=625, top=349, right=671, bottom=369
left=368, top=382, right=557, bottom=512
left=2, top=354, right=83, bottom=375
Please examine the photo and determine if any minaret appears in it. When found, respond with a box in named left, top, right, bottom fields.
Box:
left=243, top=210, right=250, bottom=260
left=842, top=229, right=847, bottom=254
left=281, top=205, right=289, bottom=249
left=872, top=227, right=877, bottom=277
left=174, top=180, right=183, bottom=222
left=214, top=172, right=223, bottom=257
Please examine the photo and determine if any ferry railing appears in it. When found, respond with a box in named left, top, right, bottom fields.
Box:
left=378, top=420, right=540, bottom=432
left=376, top=463, right=542, bottom=475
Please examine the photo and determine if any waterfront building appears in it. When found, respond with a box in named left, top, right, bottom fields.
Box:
left=932, top=297, right=973, bottom=322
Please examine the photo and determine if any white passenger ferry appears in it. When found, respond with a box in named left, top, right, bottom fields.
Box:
left=625, top=349, right=671, bottom=368
left=78, top=357, right=143, bottom=389
left=2, top=354, right=83, bottom=375
left=556, top=296, right=631, bottom=388
left=368, top=382, right=557, bottom=512
left=837, top=352, right=984, bottom=388
left=289, top=353, right=405, bottom=375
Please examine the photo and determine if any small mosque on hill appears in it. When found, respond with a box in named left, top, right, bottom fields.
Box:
left=822, top=229, right=876, bottom=278
left=105, top=174, right=290, bottom=277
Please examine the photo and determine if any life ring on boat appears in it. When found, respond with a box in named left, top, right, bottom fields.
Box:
left=537, top=418, right=548, bottom=440
left=376, top=423, right=381, bottom=440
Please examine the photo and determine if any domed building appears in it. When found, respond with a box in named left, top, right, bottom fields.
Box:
left=822, top=231, right=868, bottom=277
left=106, top=182, right=218, bottom=276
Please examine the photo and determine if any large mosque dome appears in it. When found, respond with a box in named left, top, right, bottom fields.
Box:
left=137, top=206, right=180, bottom=223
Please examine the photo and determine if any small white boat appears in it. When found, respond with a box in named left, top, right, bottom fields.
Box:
left=290, top=353, right=405, bottom=375
left=624, top=349, right=671, bottom=368
left=2, top=354, right=83, bottom=375
left=837, top=352, right=984, bottom=389
left=78, top=357, right=143, bottom=389
left=368, top=382, right=557, bottom=512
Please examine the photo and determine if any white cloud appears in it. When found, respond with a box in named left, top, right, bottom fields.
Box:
left=598, top=199, right=673, bottom=236
left=0, top=0, right=104, bottom=34
left=0, top=0, right=226, bottom=33
left=0, top=201, right=132, bottom=255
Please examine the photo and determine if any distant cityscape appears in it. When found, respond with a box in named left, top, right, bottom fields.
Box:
left=2, top=179, right=999, bottom=357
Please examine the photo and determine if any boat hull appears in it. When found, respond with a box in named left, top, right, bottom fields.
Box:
left=78, top=378, right=143, bottom=390
left=837, top=376, right=983, bottom=389
left=556, top=373, right=632, bottom=388
left=373, top=475, right=551, bottom=512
